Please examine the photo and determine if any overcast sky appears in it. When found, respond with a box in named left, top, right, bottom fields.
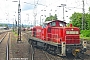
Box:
left=0, top=0, right=90, bottom=25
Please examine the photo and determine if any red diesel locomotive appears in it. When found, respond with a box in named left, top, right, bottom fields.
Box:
left=29, top=20, right=87, bottom=57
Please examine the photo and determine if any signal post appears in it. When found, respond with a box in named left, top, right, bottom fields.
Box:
left=17, top=0, right=22, bottom=43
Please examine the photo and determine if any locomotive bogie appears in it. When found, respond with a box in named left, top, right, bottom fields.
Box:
left=29, top=38, right=60, bottom=55
left=29, top=37, right=86, bottom=57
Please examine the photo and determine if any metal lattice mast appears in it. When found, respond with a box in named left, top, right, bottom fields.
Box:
left=33, top=0, right=37, bottom=26
left=17, top=0, right=21, bottom=41
left=61, top=4, right=66, bottom=22
left=57, top=4, right=66, bottom=21
left=82, top=0, right=85, bottom=30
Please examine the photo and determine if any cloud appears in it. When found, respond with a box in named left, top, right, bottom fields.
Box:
left=21, top=10, right=34, bottom=25
left=21, top=0, right=46, bottom=11
left=0, top=0, right=90, bottom=25
left=22, top=4, right=34, bottom=11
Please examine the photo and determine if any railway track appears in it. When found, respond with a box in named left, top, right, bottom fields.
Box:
left=30, top=45, right=51, bottom=60
left=0, top=33, right=7, bottom=43
left=30, top=43, right=90, bottom=60
left=6, top=33, right=10, bottom=60
left=0, top=30, right=11, bottom=34
left=23, top=31, right=90, bottom=60
left=30, top=46, right=90, bottom=60
left=0, top=32, right=10, bottom=60
left=30, top=46, right=76, bottom=60
left=0, top=30, right=11, bottom=43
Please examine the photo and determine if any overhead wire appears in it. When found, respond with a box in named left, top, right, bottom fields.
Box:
left=36, top=0, right=60, bottom=14
left=34, top=0, right=60, bottom=23
left=66, top=0, right=82, bottom=9
left=36, top=0, right=83, bottom=22
left=86, top=0, right=90, bottom=8
left=26, top=0, right=88, bottom=23
left=0, top=1, right=8, bottom=18
left=37, top=0, right=83, bottom=15
left=84, top=0, right=90, bottom=13
left=63, top=0, right=83, bottom=21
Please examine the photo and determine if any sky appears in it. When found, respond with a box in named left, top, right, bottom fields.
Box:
left=0, top=0, right=90, bottom=25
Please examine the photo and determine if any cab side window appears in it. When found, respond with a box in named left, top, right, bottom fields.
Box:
left=51, top=22, right=56, bottom=26
left=59, top=22, right=65, bottom=26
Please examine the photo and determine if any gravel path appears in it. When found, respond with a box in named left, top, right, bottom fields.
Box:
left=10, top=32, right=30, bottom=60
left=9, top=31, right=90, bottom=60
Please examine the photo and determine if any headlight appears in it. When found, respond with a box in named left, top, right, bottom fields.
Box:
left=66, top=31, right=79, bottom=34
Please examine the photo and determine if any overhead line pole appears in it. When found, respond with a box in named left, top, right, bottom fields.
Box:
left=24, top=1, right=47, bottom=26
left=57, top=4, right=66, bottom=27
left=62, top=4, right=66, bottom=22
left=17, top=0, right=21, bottom=42
left=82, top=0, right=85, bottom=30
left=57, top=4, right=66, bottom=22
left=33, top=0, right=37, bottom=26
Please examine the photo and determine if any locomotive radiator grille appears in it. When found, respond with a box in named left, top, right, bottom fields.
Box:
left=66, top=36, right=80, bottom=44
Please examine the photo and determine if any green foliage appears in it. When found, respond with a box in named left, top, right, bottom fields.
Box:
left=70, top=12, right=90, bottom=30
left=0, top=24, right=8, bottom=27
left=12, top=30, right=18, bottom=36
left=85, top=13, right=90, bottom=30
left=0, top=24, right=3, bottom=26
left=89, top=7, right=90, bottom=12
left=70, top=12, right=82, bottom=29
left=45, top=14, right=57, bottom=21
left=54, top=14, right=57, bottom=20
left=80, top=30, right=90, bottom=37
left=45, top=17, right=50, bottom=21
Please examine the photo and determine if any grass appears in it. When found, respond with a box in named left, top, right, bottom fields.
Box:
left=12, top=30, right=18, bottom=36
left=80, top=33, right=90, bottom=40
left=80, top=36, right=90, bottom=40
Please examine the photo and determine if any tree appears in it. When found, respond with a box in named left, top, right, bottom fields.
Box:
left=45, top=17, right=50, bottom=21
left=89, top=7, right=90, bottom=12
left=45, top=14, right=57, bottom=21
left=53, top=14, right=57, bottom=20
left=85, top=13, right=90, bottom=30
left=70, top=12, right=82, bottom=29
left=70, top=12, right=90, bottom=30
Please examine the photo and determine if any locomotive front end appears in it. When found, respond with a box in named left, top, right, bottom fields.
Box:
left=65, top=27, right=80, bottom=44
left=64, top=27, right=87, bottom=57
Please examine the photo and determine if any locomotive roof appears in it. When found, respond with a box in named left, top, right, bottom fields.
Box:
left=44, top=20, right=66, bottom=24
left=43, top=21, right=51, bottom=24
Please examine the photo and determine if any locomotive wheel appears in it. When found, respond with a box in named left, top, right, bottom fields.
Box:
left=72, top=49, right=84, bottom=59
left=77, top=52, right=84, bottom=59
left=43, top=44, right=47, bottom=51
left=72, top=49, right=80, bottom=57
left=72, top=50, right=76, bottom=56
left=53, top=48, right=58, bottom=55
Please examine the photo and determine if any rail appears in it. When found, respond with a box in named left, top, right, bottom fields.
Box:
left=31, top=45, right=34, bottom=60
left=0, top=30, right=11, bottom=33
left=42, top=51, right=51, bottom=60
left=6, top=33, right=10, bottom=60
left=0, top=33, right=7, bottom=43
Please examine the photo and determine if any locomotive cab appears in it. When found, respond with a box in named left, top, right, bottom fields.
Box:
left=48, top=20, right=66, bottom=27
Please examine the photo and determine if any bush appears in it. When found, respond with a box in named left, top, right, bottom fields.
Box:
left=80, top=30, right=90, bottom=37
